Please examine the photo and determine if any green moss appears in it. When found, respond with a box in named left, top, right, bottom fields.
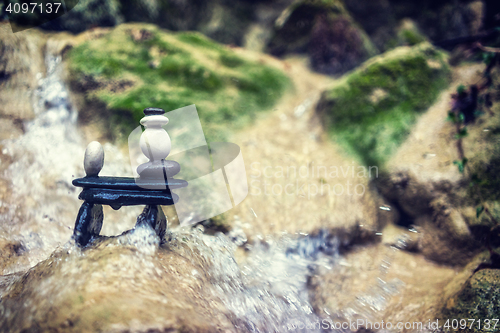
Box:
left=400, top=29, right=426, bottom=46
left=67, top=24, right=290, bottom=142
left=219, top=52, right=245, bottom=68
left=318, top=43, right=450, bottom=166
left=176, top=31, right=224, bottom=51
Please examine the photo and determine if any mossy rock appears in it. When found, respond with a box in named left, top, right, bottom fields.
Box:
left=267, top=0, right=377, bottom=75
left=441, top=269, right=500, bottom=332
left=317, top=42, right=450, bottom=167
left=66, top=23, right=290, bottom=142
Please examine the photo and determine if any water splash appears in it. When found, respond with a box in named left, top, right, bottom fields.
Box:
left=0, top=50, right=140, bottom=273
left=166, top=226, right=339, bottom=332
left=0, top=54, right=82, bottom=270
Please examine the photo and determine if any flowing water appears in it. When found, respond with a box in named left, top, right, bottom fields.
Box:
left=0, top=47, right=405, bottom=332
left=0, top=50, right=143, bottom=273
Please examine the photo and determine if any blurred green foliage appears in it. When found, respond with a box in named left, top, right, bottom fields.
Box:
left=67, top=24, right=290, bottom=141
left=319, top=42, right=450, bottom=166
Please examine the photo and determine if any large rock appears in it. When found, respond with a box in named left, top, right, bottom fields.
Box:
left=375, top=62, right=500, bottom=265
left=377, top=171, right=481, bottom=265
left=267, top=0, right=377, bottom=75
left=441, top=269, right=500, bottom=332
left=342, top=0, right=397, bottom=51
left=316, top=42, right=450, bottom=167
left=344, top=0, right=485, bottom=51
left=0, top=228, right=236, bottom=333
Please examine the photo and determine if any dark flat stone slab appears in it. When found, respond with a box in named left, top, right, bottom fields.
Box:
left=79, top=188, right=178, bottom=208
left=73, top=176, right=188, bottom=191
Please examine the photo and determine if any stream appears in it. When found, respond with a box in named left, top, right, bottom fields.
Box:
left=0, top=46, right=405, bottom=333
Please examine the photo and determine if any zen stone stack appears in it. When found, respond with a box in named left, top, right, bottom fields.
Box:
left=72, top=107, right=188, bottom=246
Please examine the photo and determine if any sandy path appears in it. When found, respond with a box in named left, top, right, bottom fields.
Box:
left=225, top=53, right=384, bottom=239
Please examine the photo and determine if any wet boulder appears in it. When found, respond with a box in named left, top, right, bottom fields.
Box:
left=0, top=228, right=235, bottom=333
left=0, top=23, right=45, bottom=139
left=374, top=62, right=500, bottom=265
left=267, top=0, right=377, bottom=75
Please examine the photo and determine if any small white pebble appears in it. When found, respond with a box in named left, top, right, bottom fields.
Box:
left=84, top=141, right=104, bottom=177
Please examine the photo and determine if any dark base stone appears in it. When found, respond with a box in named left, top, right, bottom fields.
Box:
left=136, top=205, right=167, bottom=241
left=79, top=188, right=178, bottom=209
left=73, top=202, right=103, bottom=246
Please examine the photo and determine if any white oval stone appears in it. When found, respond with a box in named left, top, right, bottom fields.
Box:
left=84, top=141, right=104, bottom=177
left=140, top=128, right=171, bottom=161
left=139, top=115, right=171, bottom=161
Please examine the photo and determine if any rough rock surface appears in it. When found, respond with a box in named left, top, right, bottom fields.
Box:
left=215, top=55, right=392, bottom=248
left=267, top=0, right=377, bottom=75
left=376, top=63, right=500, bottom=265
left=0, top=228, right=236, bottom=333
left=0, top=23, right=45, bottom=138
left=441, top=268, right=500, bottom=333
left=316, top=42, right=450, bottom=167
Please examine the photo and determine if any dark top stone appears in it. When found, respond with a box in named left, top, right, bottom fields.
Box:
left=143, top=107, right=165, bottom=116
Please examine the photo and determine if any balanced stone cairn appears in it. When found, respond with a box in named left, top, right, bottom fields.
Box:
left=72, top=108, right=188, bottom=246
